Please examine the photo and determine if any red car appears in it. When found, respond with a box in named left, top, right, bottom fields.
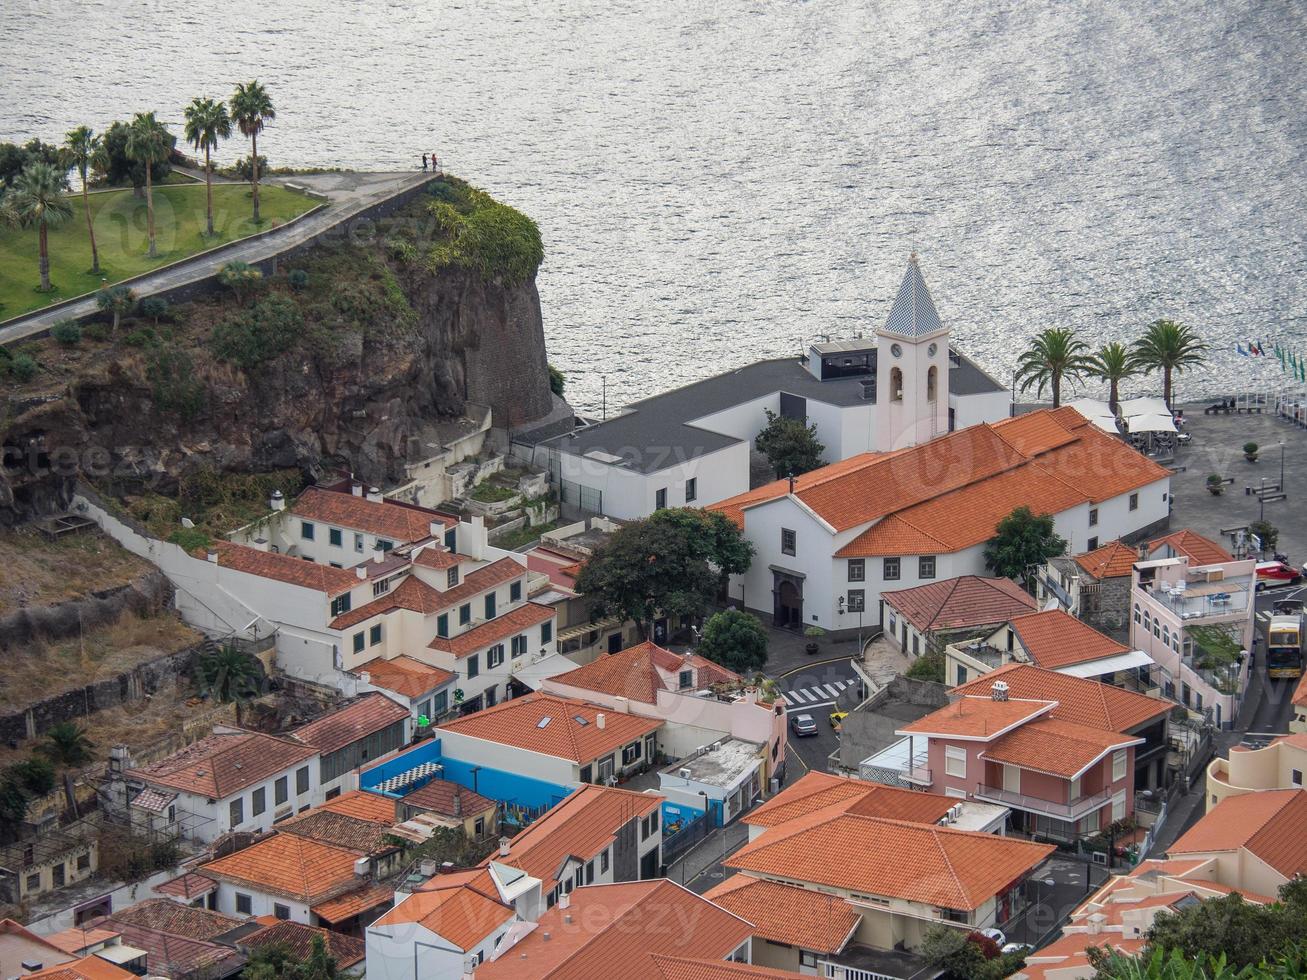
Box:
left=1256, top=561, right=1305, bottom=591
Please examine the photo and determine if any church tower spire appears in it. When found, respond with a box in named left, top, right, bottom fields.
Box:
left=875, top=254, right=951, bottom=451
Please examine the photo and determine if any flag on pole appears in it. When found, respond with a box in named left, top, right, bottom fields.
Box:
left=1237, top=343, right=1248, bottom=356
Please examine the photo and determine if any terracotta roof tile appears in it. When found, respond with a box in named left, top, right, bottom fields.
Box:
left=318, top=789, right=399, bottom=823
left=728, top=814, right=1055, bottom=911
left=411, top=546, right=466, bottom=570
left=427, top=602, right=554, bottom=657
left=353, top=656, right=454, bottom=699
left=881, top=576, right=1037, bottom=633
left=1009, top=609, right=1132, bottom=670
left=25, top=956, right=136, bottom=980
left=1073, top=540, right=1141, bottom=580
left=291, top=693, right=409, bottom=755
left=985, top=719, right=1143, bottom=778
left=240, top=919, right=366, bottom=967
left=745, top=771, right=955, bottom=829
left=107, top=899, right=240, bottom=941
left=373, top=877, right=512, bottom=951
left=126, top=730, right=316, bottom=799
left=475, top=880, right=755, bottom=980
left=548, top=641, right=740, bottom=704
left=292, top=486, right=453, bottom=543
left=330, top=557, right=524, bottom=630
left=648, top=958, right=815, bottom=980
left=199, top=833, right=366, bottom=904
left=435, top=693, right=662, bottom=764
left=990, top=411, right=1081, bottom=456
left=899, top=696, right=1056, bottom=740
left=1169, top=789, right=1307, bottom=878
left=704, top=876, right=859, bottom=953
left=278, top=808, right=398, bottom=854
left=153, top=871, right=217, bottom=901
left=93, top=916, right=242, bottom=978
left=1148, top=529, right=1235, bottom=566
left=402, top=779, right=496, bottom=818
left=952, top=663, right=1172, bottom=733
left=43, top=927, right=122, bottom=955
left=475, top=784, right=660, bottom=888
left=309, top=883, right=394, bottom=925
left=207, top=541, right=359, bottom=596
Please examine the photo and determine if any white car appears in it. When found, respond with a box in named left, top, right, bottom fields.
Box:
left=980, top=928, right=1006, bottom=946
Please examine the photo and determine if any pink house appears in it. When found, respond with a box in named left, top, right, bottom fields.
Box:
left=893, top=681, right=1142, bottom=842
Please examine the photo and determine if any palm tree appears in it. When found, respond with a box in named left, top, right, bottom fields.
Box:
left=8, top=162, right=74, bottom=291
left=125, top=112, right=172, bottom=258
left=230, top=81, right=276, bottom=223
left=96, top=284, right=136, bottom=333
left=1088, top=342, right=1139, bottom=413
left=1014, top=327, right=1093, bottom=408
left=63, top=126, right=102, bottom=275
left=37, top=722, right=95, bottom=767
left=183, top=97, right=231, bottom=237
left=1133, top=319, right=1209, bottom=408
left=197, top=646, right=263, bottom=703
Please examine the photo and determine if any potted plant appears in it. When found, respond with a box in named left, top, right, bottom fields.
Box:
left=1206, top=474, right=1224, bottom=495
left=804, top=625, right=825, bottom=655
left=1244, top=441, right=1259, bottom=463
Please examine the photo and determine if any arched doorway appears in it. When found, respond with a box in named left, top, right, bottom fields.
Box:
left=773, top=573, right=804, bottom=629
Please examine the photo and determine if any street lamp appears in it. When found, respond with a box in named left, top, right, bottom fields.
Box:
left=1280, top=440, right=1286, bottom=490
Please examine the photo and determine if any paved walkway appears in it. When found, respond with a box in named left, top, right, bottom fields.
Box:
left=667, top=820, right=751, bottom=894
left=0, top=170, right=433, bottom=346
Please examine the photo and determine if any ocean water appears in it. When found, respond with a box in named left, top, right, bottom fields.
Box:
left=3, top=0, right=1305, bottom=414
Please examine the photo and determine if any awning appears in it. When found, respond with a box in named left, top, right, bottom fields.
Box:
left=1057, top=650, right=1155, bottom=678
left=1127, top=413, right=1177, bottom=434
left=1119, top=396, right=1171, bottom=418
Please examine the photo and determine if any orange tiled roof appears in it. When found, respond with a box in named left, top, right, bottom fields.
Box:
left=648, top=958, right=817, bottom=980
left=43, top=927, right=121, bottom=955
left=153, top=871, right=217, bottom=901
left=291, top=693, right=409, bottom=755
left=292, top=486, right=453, bottom=543
left=1169, top=789, right=1307, bottom=878
left=310, top=882, right=395, bottom=923
left=549, top=641, right=740, bottom=704
left=704, top=875, right=859, bottom=953
left=1009, top=609, right=1131, bottom=670
left=881, top=575, right=1037, bottom=632
left=427, top=601, right=554, bottom=657
left=199, top=833, right=366, bottom=904
left=1073, top=539, right=1141, bottom=580
left=899, top=695, right=1056, bottom=740
left=403, top=778, right=496, bottom=818
left=107, top=899, right=240, bottom=940
left=206, top=540, right=359, bottom=596
left=411, top=545, right=466, bottom=570
left=354, top=656, right=454, bottom=699
left=436, top=693, right=662, bottom=763
left=952, top=663, right=1171, bottom=733
left=475, top=879, right=755, bottom=980
left=126, top=730, right=316, bottom=799
left=277, top=807, right=398, bottom=854
left=317, top=789, right=398, bottom=823
left=744, top=771, right=955, bottom=829
left=991, top=410, right=1082, bottom=456
left=728, top=814, right=1055, bottom=911
left=1148, top=529, right=1234, bottom=566
left=330, top=557, right=524, bottom=629
left=985, top=719, right=1143, bottom=778
left=240, top=919, right=366, bottom=968
left=25, top=956, right=136, bottom=980
left=372, top=874, right=512, bottom=951
left=476, top=784, right=660, bottom=888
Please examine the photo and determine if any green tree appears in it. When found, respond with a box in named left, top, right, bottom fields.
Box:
left=96, top=284, right=137, bottom=333
left=548, top=363, right=565, bottom=397
left=982, top=504, right=1067, bottom=591
left=126, top=112, right=172, bottom=257
left=1248, top=520, right=1278, bottom=555
left=218, top=259, right=264, bottom=305
left=298, top=935, right=340, bottom=980
left=920, top=924, right=1026, bottom=980
left=0, top=139, right=66, bottom=190
left=97, top=119, right=174, bottom=191
left=8, top=161, right=74, bottom=291
left=697, top=608, right=769, bottom=673
left=7, top=759, right=56, bottom=796
left=230, top=80, right=276, bottom=223
left=1132, top=320, right=1209, bottom=409
left=1015, top=327, right=1093, bottom=408
left=37, top=722, right=95, bottom=767
left=196, top=646, right=264, bottom=703
left=574, top=508, right=754, bottom=638
left=1088, top=341, right=1138, bottom=413
left=63, top=125, right=102, bottom=275
left=1142, top=886, right=1307, bottom=971
left=755, top=408, right=826, bottom=478
left=244, top=942, right=299, bottom=980
left=183, top=96, right=232, bottom=237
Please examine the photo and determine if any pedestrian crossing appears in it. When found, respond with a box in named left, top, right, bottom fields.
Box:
left=783, top=679, right=854, bottom=708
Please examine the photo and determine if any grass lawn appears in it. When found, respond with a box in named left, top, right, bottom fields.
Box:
left=0, top=182, right=317, bottom=320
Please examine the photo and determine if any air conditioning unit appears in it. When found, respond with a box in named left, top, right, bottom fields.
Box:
left=950, top=803, right=964, bottom=821
left=679, top=768, right=692, bottom=780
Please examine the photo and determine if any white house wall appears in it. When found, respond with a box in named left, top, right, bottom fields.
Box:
left=687, top=394, right=779, bottom=443
left=212, top=884, right=312, bottom=924
left=434, top=730, right=579, bottom=787
left=952, top=390, right=1011, bottom=430
left=367, top=916, right=510, bottom=980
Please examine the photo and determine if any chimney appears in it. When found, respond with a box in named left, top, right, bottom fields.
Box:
left=251, top=537, right=270, bottom=552
left=498, top=837, right=510, bottom=857
left=541, top=932, right=551, bottom=942
left=373, top=550, right=385, bottom=564
left=358, top=671, right=371, bottom=685
left=270, top=489, right=285, bottom=512
left=430, top=520, right=444, bottom=539
left=353, top=856, right=370, bottom=877
left=612, top=697, right=630, bottom=714
left=992, top=680, right=1009, bottom=702
left=351, top=481, right=364, bottom=497
left=366, top=486, right=383, bottom=503
left=787, top=473, right=796, bottom=495
left=596, top=713, right=606, bottom=730
left=559, top=892, right=571, bottom=910
left=356, top=565, right=368, bottom=579
left=453, top=786, right=463, bottom=818
left=206, top=549, right=219, bottom=563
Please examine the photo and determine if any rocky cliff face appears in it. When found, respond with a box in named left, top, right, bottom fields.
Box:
left=1, top=214, right=558, bottom=524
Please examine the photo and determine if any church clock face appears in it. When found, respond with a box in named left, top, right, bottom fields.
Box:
left=890, top=343, right=902, bottom=358
left=928, top=343, right=938, bottom=357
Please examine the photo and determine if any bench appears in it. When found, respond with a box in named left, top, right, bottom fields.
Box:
left=1262, top=493, right=1288, bottom=503
left=1251, top=482, right=1282, bottom=495
left=1220, top=524, right=1249, bottom=535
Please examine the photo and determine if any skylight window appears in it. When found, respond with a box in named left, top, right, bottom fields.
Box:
left=537, top=717, right=552, bottom=729
left=573, top=715, right=590, bottom=726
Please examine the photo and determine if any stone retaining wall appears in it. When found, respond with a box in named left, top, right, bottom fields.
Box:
left=0, top=570, right=171, bottom=650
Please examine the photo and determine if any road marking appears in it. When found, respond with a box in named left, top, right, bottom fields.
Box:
left=822, top=683, right=845, bottom=698
left=789, top=689, right=815, bottom=704
left=787, top=699, right=837, bottom=713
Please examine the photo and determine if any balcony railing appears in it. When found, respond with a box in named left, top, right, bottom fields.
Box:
left=1146, top=581, right=1251, bottom=621
left=903, top=763, right=932, bottom=785
left=973, top=783, right=1114, bottom=821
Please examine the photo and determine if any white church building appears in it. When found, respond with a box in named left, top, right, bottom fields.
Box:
left=529, top=256, right=1011, bottom=520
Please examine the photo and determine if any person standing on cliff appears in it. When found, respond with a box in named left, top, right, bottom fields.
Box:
left=422, top=153, right=428, bottom=171
left=431, top=151, right=438, bottom=172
